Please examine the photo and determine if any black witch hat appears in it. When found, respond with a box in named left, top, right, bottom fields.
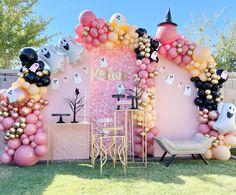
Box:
left=158, top=8, right=177, bottom=27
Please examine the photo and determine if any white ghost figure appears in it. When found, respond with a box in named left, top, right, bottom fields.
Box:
left=39, top=45, right=67, bottom=73
left=213, top=102, right=236, bottom=133
left=116, top=84, right=125, bottom=94
left=58, top=35, right=84, bottom=65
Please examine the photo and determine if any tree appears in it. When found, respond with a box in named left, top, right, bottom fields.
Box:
left=184, top=9, right=236, bottom=72
left=0, top=0, right=55, bottom=69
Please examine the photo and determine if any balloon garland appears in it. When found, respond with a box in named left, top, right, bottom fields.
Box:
left=0, top=48, right=50, bottom=166
left=1, top=9, right=235, bottom=166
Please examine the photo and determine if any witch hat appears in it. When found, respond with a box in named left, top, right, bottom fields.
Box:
left=158, top=8, right=177, bottom=27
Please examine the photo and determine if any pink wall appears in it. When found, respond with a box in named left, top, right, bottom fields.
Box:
left=154, top=56, right=199, bottom=156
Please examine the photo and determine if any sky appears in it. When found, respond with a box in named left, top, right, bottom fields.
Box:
left=34, top=0, right=236, bottom=44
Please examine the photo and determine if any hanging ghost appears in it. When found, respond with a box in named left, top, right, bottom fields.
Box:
left=39, top=45, right=67, bottom=73
left=58, top=35, right=84, bottom=65
left=213, top=102, right=236, bottom=133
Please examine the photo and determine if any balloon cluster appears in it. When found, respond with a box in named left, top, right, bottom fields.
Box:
left=0, top=47, right=50, bottom=166
left=191, top=71, right=227, bottom=111
left=158, top=38, right=194, bottom=67
left=135, top=28, right=159, bottom=62
left=18, top=48, right=51, bottom=87
left=75, top=11, right=141, bottom=51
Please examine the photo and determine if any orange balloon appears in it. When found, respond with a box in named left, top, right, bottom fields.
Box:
left=6, top=87, right=29, bottom=106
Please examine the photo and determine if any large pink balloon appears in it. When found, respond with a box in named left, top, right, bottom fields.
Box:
left=209, top=130, right=219, bottom=137
left=2, top=117, right=14, bottom=130
left=134, top=135, right=142, bottom=144
left=134, top=143, right=142, bottom=154
left=147, top=131, right=155, bottom=142
left=34, top=132, right=47, bottom=145
left=79, top=10, right=96, bottom=26
left=0, top=152, right=12, bottom=164
left=139, top=70, right=148, bottom=79
left=74, top=25, right=84, bottom=36
left=146, top=63, right=155, bottom=73
left=150, top=127, right=159, bottom=136
left=26, top=114, right=38, bottom=124
left=7, top=138, right=21, bottom=149
left=198, top=124, right=210, bottom=134
left=146, top=78, right=155, bottom=88
left=134, top=127, right=142, bottom=135
left=24, top=124, right=37, bottom=136
left=35, top=144, right=48, bottom=157
left=14, top=145, right=38, bottom=166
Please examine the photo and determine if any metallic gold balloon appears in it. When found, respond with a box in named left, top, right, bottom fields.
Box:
left=9, top=134, right=15, bottom=139
left=16, top=128, right=23, bottom=135
left=44, top=100, right=49, bottom=105
left=22, top=67, right=29, bottom=74
left=215, top=98, right=221, bottom=102
left=17, top=72, right=24, bottom=78
left=145, top=43, right=151, bottom=47
left=143, top=34, right=148, bottom=38
left=145, top=48, right=150, bottom=53
left=187, top=50, right=193, bottom=56
left=19, top=117, right=26, bottom=123
left=6, top=132, right=10, bottom=137
left=106, top=22, right=111, bottom=27
left=177, top=43, right=182, bottom=48
left=143, top=38, right=148, bottom=43
left=206, top=72, right=211, bottom=77
left=4, top=136, right=10, bottom=141
left=84, top=26, right=90, bottom=31
left=13, top=122, right=20, bottom=128
left=140, top=45, right=145, bottom=50
left=211, top=79, right=218, bottom=84
left=140, top=51, right=145, bottom=56
left=154, top=71, right=159, bottom=76
left=108, top=26, right=114, bottom=31
left=220, top=95, right=224, bottom=99
left=176, top=48, right=183, bottom=53
left=42, top=69, right=49, bottom=75
left=11, top=112, right=19, bottom=119
left=33, top=103, right=41, bottom=110
left=138, top=42, right=143, bottom=46
left=9, top=128, right=16, bottom=133
left=118, top=36, right=124, bottom=41
left=149, top=73, right=154, bottom=78
left=27, top=102, right=33, bottom=108
left=205, top=90, right=211, bottom=95
left=6, top=87, right=29, bottom=106
left=0, top=111, right=2, bottom=116
left=206, top=95, right=213, bottom=100
left=19, top=106, right=32, bottom=116
left=36, top=71, right=43, bottom=77
left=210, top=69, right=216, bottom=74
left=82, top=31, right=88, bottom=36
left=145, top=53, right=150, bottom=58
left=3, top=112, right=9, bottom=117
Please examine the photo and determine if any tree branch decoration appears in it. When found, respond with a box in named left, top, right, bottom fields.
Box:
left=64, top=88, right=84, bottom=123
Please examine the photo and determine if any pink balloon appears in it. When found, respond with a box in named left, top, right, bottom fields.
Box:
left=134, top=143, right=142, bottom=154
left=98, top=29, right=105, bottom=35
left=74, top=25, right=84, bottom=36
left=31, top=141, right=37, bottom=148
left=0, top=116, right=4, bottom=122
left=150, top=127, right=159, bottom=136
left=36, top=128, right=45, bottom=133
left=142, top=58, right=150, bottom=64
left=147, top=131, right=155, bottom=142
left=35, top=121, right=42, bottom=128
left=2, top=117, right=14, bottom=130
left=137, top=152, right=144, bottom=158
left=182, top=55, right=192, bottom=64
left=171, top=41, right=177, bottom=47
left=92, top=38, right=100, bottom=47
left=84, top=35, right=93, bottom=43
left=134, top=127, right=142, bottom=135
left=85, top=44, right=93, bottom=50
left=38, top=114, right=43, bottom=121
left=167, top=47, right=178, bottom=58
left=26, top=114, right=38, bottom=124
left=0, top=152, right=12, bottom=164
left=173, top=55, right=182, bottom=64
left=22, top=138, right=30, bottom=145
left=91, top=20, right=98, bottom=27
left=24, top=124, right=37, bottom=136
left=209, top=130, right=219, bottom=137
left=134, top=135, right=142, bottom=144
left=75, top=35, right=84, bottom=43
left=146, top=78, right=155, bottom=88
left=178, top=62, right=187, bottom=68
left=146, top=63, right=155, bottom=73
left=4, top=146, right=9, bottom=152
left=34, top=132, right=47, bottom=145
left=79, top=10, right=96, bottom=26
left=198, top=124, right=210, bottom=134
left=180, top=45, right=189, bottom=56
left=33, top=110, right=40, bottom=116
left=136, top=60, right=142, bottom=66
left=35, top=145, right=48, bottom=157
left=96, top=18, right=105, bottom=29
left=140, top=64, right=146, bottom=70
left=139, top=70, right=148, bottom=79
left=29, top=135, right=35, bottom=141
left=20, top=134, right=27, bottom=140
left=158, top=45, right=167, bottom=56
left=198, top=116, right=208, bottom=123
left=89, top=27, right=99, bottom=38
left=14, top=145, right=38, bottom=166
left=7, top=138, right=21, bottom=149
left=98, top=34, right=107, bottom=43
left=208, top=120, right=215, bottom=129
left=7, top=149, right=15, bottom=156
left=103, top=26, right=108, bottom=33
left=147, top=144, right=154, bottom=155
left=140, top=79, right=146, bottom=84
left=208, top=111, right=219, bottom=120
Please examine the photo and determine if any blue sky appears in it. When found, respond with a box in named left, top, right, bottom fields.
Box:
left=35, top=0, right=236, bottom=44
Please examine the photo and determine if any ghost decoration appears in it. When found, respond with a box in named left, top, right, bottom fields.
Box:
left=39, top=45, right=67, bottom=73
left=213, top=102, right=236, bottom=133
left=116, top=84, right=125, bottom=94
left=58, top=35, right=84, bottom=65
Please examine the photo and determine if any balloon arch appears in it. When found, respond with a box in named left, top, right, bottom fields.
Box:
left=0, top=9, right=236, bottom=166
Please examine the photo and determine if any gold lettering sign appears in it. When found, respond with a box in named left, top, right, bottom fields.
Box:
left=92, top=68, right=128, bottom=81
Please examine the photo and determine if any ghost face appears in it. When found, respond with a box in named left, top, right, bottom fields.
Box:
left=227, top=105, right=235, bottom=119
left=40, top=47, right=51, bottom=59
left=60, top=38, right=70, bottom=50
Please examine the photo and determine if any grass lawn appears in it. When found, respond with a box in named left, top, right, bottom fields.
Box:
left=0, top=158, right=236, bottom=195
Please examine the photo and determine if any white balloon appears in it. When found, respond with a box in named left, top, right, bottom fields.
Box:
left=58, top=35, right=84, bottom=65
left=39, top=45, right=66, bottom=73
left=213, top=102, right=236, bottom=133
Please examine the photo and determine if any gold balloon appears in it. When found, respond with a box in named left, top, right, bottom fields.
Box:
left=16, top=128, right=23, bottom=135
left=144, top=48, right=150, bottom=53
left=3, top=112, right=9, bottom=117
left=17, top=72, right=24, bottom=78
left=206, top=95, right=213, bottom=100
left=6, top=87, right=29, bottom=106
left=145, top=53, right=150, bottom=58
left=22, top=67, right=29, bottom=74
left=215, top=98, right=221, bottom=102
left=6, top=132, right=10, bottom=137
left=20, top=123, right=26, bottom=128
left=220, top=95, right=224, bottom=99
left=9, top=134, right=15, bottom=139
left=187, top=50, right=193, bottom=56
left=149, top=73, right=154, bottom=78
left=82, top=31, right=88, bottom=36
left=42, top=69, right=49, bottom=75
left=9, top=128, right=16, bottom=133
left=211, top=79, right=218, bottom=84
left=140, top=45, right=145, bottom=50
left=4, top=136, right=10, bottom=141
left=13, top=122, right=20, bottom=128
left=177, top=43, right=182, bottom=48
left=205, top=89, right=211, bottom=95
left=143, top=38, right=148, bottom=43
left=108, top=26, right=114, bottom=31
left=176, top=48, right=183, bottom=53
left=19, top=117, right=26, bottom=123
left=154, top=71, right=159, bottom=76
left=84, top=26, right=90, bottom=31
left=145, top=43, right=151, bottom=47
left=210, top=69, right=216, bottom=74
left=106, top=22, right=111, bottom=27
left=143, top=34, right=148, bottom=38
left=140, top=51, right=145, bottom=56
left=138, top=37, right=143, bottom=42
left=36, top=71, right=43, bottom=77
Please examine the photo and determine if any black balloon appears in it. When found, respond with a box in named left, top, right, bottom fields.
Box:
left=135, top=28, right=147, bottom=36
left=194, top=97, right=203, bottom=106
left=194, top=81, right=202, bottom=88
left=150, top=39, right=159, bottom=49
left=19, top=48, right=38, bottom=67
left=41, top=76, right=51, bottom=86
left=36, top=60, right=45, bottom=71
left=34, top=76, right=43, bottom=87
left=24, top=72, right=35, bottom=84
left=197, top=90, right=205, bottom=97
